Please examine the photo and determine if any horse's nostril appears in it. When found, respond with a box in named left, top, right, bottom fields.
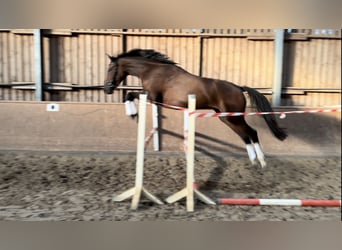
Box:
left=104, top=85, right=114, bottom=94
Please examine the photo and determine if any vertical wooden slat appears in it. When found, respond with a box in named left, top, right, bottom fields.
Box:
left=104, top=34, right=112, bottom=102
left=1, top=32, right=9, bottom=99
left=327, top=39, right=335, bottom=87
left=103, top=35, right=109, bottom=103
left=202, top=38, right=208, bottom=77
left=254, top=40, right=261, bottom=87
left=268, top=41, right=275, bottom=86
left=313, top=39, right=322, bottom=89
left=325, top=40, right=334, bottom=89
left=13, top=35, right=22, bottom=101
left=85, top=34, right=92, bottom=102
left=238, top=38, right=246, bottom=85
left=64, top=36, right=71, bottom=83
left=97, top=35, right=103, bottom=103
left=10, top=33, right=17, bottom=100
left=219, top=38, right=225, bottom=80
left=299, top=40, right=308, bottom=105
left=63, top=36, right=71, bottom=101
left=79, top=35, right=86, bottom=102
left=194, top=36, right=200, bottom=76
left=229, top=38, right=236, bottom=83
left=70, top=35, right=77, bottom=102
left=180, top=37, right=186, bottom=71
left=159, top=35, right=167, bottom=55
left=43, top=37, right=49, bottom=84
left=109, top=34, right=122, bottom=103
left=207, top=38, right=214, bottom=78
left=29, top=34, right=34, bottom=100
left=260, top=39, right=267, bottom=85
left=0, top=33, right=3, bottom=99
left=22, top=35, right=28, bottom=100
left=247, top=39, right=254, bottom=86
left=167, top=36, right=174, bottom=66
left=58, top=37, right=65, bottom=83
left=332, top=39, right=341, bottom=89
left=92, top=34, right=99, bottom=102
left=213, top=37, right=220, bottom=78
left=293, top=40, right=302, bottom=89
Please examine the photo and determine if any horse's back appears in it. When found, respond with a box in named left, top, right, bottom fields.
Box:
left=147, top=64, right=245, bottom=111
left=201, top=78, right=246, bottom=111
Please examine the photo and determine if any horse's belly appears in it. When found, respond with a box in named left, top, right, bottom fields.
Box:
left=163, top=88, right=209, bottom=108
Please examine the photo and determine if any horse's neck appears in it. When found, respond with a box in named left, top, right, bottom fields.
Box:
left=120, top=58, right=150, bottom=79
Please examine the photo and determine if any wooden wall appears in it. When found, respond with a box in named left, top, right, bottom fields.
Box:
left=0, top=29, right=341, bottom=107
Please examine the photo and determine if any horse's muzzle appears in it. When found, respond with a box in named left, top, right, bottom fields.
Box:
left=104, top=81, right=114, bottom=94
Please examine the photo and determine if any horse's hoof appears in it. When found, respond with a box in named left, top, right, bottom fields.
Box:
left=250, top=160, right=257, bottom=166
left=259, top=160, right=267, bottom=168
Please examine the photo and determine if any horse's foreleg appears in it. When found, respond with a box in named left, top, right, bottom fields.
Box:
left=125, top=92, right=141, bottom=101
left=124, top=92, right=141, bottom=118
left=246, top=143, right=257, bottom=166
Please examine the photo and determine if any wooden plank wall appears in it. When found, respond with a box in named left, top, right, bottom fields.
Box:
left=0, top=31, right=35, bottom=101
left=42, top=33, right=123, bottom=102
left=282, top=33, right=341, bottom=106
left=0, top=29, right=341, bottom=106
left=201, top=37, right=275, bottom=88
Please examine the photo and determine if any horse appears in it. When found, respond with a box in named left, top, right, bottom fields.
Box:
left=104, top=49, right=287, bottom=167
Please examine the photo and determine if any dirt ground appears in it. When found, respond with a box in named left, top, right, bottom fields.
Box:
left=0, top=151, right=340, bottom=221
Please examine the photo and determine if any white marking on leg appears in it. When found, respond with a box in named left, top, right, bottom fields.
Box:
left=125, top=100, right=137, bottom=116
left=254, top=143, right=266, bottom=168
left=246, top=144, right=257, bottom=165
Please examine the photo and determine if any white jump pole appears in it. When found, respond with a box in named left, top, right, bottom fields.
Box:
left=152, top=103, right=160, bottom=151
left=183, top=109, right=189, bottom=154
left=165, top=94, right=215, bottom=212
left=218, top=198, right=341, bottom=207
left=186, top=95, right=196, bottom=211
left=113, top=94, right=163, bottom=209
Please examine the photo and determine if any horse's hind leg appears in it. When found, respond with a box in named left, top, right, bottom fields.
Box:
left=219, top=116, right=266, bottom=168
left=252, top=141, right=266, bottom=168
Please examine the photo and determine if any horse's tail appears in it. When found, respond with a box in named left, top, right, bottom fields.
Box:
left=241, top=86, right=287, bottom=141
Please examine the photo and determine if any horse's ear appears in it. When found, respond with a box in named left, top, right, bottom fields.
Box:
left=106, top=54, right=114, bottom=61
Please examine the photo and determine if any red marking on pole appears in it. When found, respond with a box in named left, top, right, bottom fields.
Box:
left=301, top=200, right=341, bottom=207
left=144, top=127, right=157, bottom=149
left=219, top=198, right=260, bottom=205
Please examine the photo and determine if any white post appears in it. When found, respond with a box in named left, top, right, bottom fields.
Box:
left=131, top=94, right=148, bottom=209
left=272, top=29, right=285, bottom=106
left=186, top=95, right=196, bottom=212
left=183, top=110, right=189, bottom=154
left=34, top=29, right=43, bottom=101
left=165, top=94, right=215, bottom=211
left=152, top=104, right=160, bottom=151
left=114, top=94, right=163, bottom=209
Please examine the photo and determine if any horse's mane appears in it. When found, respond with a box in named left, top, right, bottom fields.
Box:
left=117, top=49, right=177, bottom=64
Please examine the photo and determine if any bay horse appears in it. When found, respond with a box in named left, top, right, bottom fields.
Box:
left=104, top=49, right=287, bottom=167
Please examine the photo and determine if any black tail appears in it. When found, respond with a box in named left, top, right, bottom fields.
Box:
left=241, top=86, right=287, bottom=141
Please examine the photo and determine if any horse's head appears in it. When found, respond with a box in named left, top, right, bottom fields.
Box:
left=104, top=55, right=125, bottom=94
